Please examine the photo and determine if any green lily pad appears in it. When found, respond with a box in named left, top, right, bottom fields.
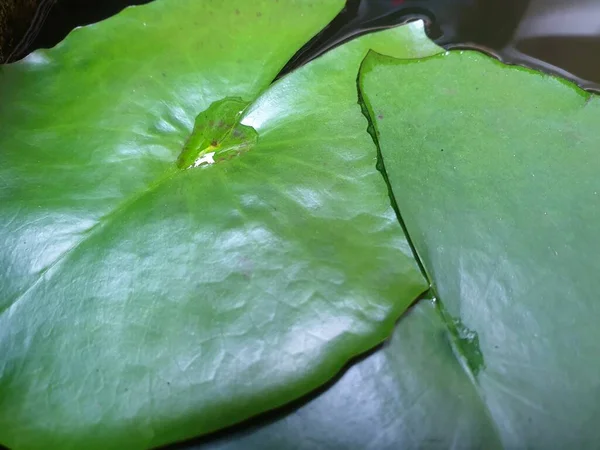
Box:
left=0, top=2, right=439, bottom=449
left=0, top=0, right=344, bottom=314
left=360, top=51, right=600, bottom=448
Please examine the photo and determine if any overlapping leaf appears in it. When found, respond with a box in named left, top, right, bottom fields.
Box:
left=360, top=51, right=600, bottom=448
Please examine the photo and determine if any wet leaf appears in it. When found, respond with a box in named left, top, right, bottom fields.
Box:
left=0, top=2, right=438, bottom=449
left=360, top=50, right=600, bottom=448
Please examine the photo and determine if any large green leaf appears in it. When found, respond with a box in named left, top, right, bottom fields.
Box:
left=0, top=0, right=344, bottom=318
left=359, top=51, right=600, bottom=447
left=0, top=3, right=441, bottom=449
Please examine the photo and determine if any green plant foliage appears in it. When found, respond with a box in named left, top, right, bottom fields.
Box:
left=0, top=2, right=443, bottom=449
left=196, top=299, right=501, bottom=450
left=2, top=0, right=599, bottom=448
left=360, top=51, right=600, bottom=448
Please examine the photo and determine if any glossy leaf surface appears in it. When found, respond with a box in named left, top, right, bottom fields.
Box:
left=196, top=299, right=501, bottom=450
left=0, top=3, right=438, bottom=450
left=361, top=51, right=600, bottom=448
left=0, top=0, right=343, bottom=311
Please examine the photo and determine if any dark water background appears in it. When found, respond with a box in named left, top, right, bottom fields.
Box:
left=3, top=0, right=600, bottom=90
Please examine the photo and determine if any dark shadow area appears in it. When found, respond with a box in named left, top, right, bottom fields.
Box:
left=517, top=37, right=600, bottom=88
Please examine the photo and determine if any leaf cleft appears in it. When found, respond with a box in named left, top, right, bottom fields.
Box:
left=355, top=51, right=430, bottom=284
left=177, top=97, right=258, bottom=169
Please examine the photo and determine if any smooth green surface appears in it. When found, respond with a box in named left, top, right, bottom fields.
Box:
left=361, top=51, right=600, bottom=448
left=197, top=299, right=501, bottom=450
left=0, top=3, right=441, bottom=450
left=0, top=0, right=343, bottom=312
